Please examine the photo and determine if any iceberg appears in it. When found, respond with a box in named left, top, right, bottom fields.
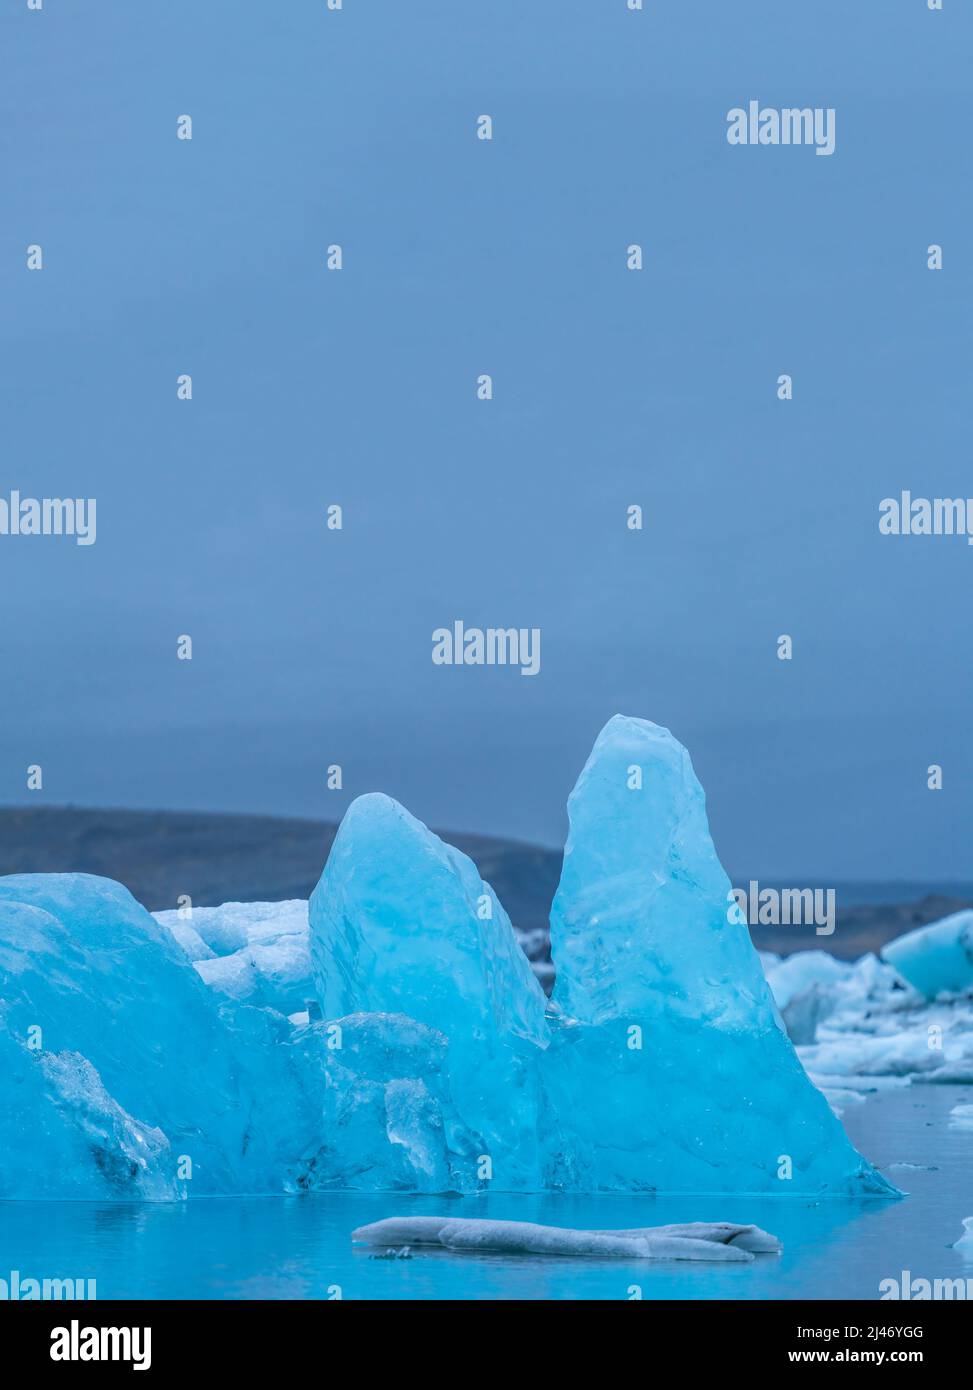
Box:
left=0, top=716, right=899, bottom=1201
left=543, top=715, right=895, bottom=1195
left=881, top=910, right=973, bottom=1001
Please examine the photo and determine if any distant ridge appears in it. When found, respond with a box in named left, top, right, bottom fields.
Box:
left=0, top=807, right=968, bottom=962
left=0, top=805, right=561, bottom=932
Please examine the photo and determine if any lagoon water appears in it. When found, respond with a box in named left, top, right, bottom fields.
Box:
left=1, top=1087, right=969, bottom=1301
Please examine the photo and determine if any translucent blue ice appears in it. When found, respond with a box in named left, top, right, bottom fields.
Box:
left=289, top=1012, right=482, bottom=1192
left=0, top=720, right=899, bottom=1200
left=882, top=910, right=973, bottom=1000
left=308, top=793, right=550, bottom=1190
left=544, top=716, right=897, bottom=1195
left=0, top=874, right=293, bottom=1198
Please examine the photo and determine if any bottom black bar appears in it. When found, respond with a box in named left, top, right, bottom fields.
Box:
left=0, top=1298, right=965, bottom=1373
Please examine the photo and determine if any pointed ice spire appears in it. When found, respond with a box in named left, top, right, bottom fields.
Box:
left=544, top=715, right=898, bottom=1195
left=309, top=793, right=548, bottom=1048
left=550, top=714, right=772, bottom=1028
left=309, top=794, right=550, bottom=1187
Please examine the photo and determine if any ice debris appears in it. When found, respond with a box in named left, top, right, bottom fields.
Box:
left=759, top=942, right=973, bottom=1107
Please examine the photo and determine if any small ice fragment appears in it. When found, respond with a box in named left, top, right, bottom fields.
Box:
left=952, top=1218, right=973, bottom=1253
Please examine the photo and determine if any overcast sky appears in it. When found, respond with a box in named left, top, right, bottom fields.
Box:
left=2, top=1, right=970, bottom=879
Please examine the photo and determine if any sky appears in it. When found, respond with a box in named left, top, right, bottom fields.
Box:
left=1, top=1, right=970, bottom=879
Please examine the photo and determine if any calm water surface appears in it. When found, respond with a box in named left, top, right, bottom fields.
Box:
left=1, top=1087, right=970, bottom=1300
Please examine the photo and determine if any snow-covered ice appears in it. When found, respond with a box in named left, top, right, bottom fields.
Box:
left=351, top=1215, right=781, bottom=1262
left=156, top=899, right=313, bottom=1017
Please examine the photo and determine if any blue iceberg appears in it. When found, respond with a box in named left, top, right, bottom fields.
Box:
left=542, top=716, right=894, bottom=1194
left=881, top=910, right=973, bottom=1001
left=0, top=717, right=896, bottom=1200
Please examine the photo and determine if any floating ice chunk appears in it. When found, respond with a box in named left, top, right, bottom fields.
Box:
left=795, top=970, right=973, bottom=1088
left=764, top=951, right=853, bottom=1011
left=917, top=1061, right=973, bottom=1085
left=779, top=984, right=833, bottom=1045
left=351, top=1216, right=780, bottom=1262
left=353, top=1215, right=468, bottom=1245
left=590, top=1220, right=781, bottom=1252
left=882, top=911, right=973, bottom=1001
left=441, top=1222, right=753, bottom=1262
left=799, top=1031, right=945, bottom=1080
left=953, top=1218, right=973, bottom=1253
left=764, top=951, right=905, bottom=1049
left=309, top=794, right=550, bottom=1186
left=847, top=952, right=902, bottom=1001
left=545, top=715, right=896, bottom=1195
left=948, top=1103, right=973, bottom=1132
